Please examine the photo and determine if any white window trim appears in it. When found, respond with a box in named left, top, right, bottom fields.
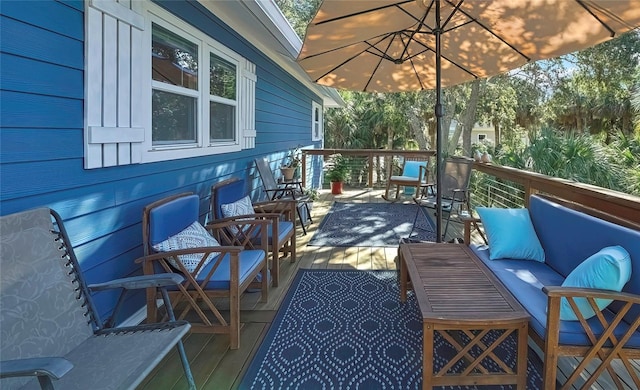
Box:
left=311, top=101, right=323, bottom=142
left=84, top=1, right=257, bottom=168
left=141, top=4, right=251, bottom=163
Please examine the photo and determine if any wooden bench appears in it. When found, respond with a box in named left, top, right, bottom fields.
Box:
left=0, top=208, right=195, bottom=389
left=399, top=242, right=530, bottom=389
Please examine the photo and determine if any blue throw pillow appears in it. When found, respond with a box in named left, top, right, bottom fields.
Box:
left=476, top=207, right=545, bottom=262
left=559, top=246, right=632, bottom=321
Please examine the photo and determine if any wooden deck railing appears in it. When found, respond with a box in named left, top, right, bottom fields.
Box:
left=301, top=149, right=436, bottom=189
left=300, top=149, right=640, bottom=230
left=473, top=162, right=640, bottom=230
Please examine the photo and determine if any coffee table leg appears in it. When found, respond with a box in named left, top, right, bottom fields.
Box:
left=423, top=323, right=434, bottom=390
left=399, top=250, right=407, bottom=302
left=517, top=323, right=528, bottom=389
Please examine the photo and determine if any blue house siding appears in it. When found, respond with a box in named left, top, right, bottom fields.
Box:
left=0, top=0, right=324, bottom=322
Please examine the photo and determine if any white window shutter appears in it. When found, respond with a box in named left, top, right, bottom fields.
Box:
left=240, top=59, right=256, bottom=150
left=85, top=0, right=145, bottom=169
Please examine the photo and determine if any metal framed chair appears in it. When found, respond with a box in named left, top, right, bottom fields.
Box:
left=0, top=208, right=195, bottom=389
left=254, top=157, right=313, bottom=234
left=382, top=157, right=429, bottom=202
left=140, top=192, right=269, bottom=350
left=412, top=156, right=474, bottom=239
left=210, top=178, right=296, bottom=287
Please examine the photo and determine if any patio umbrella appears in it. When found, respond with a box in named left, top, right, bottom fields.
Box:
left=297, top=0, right=640, bottom=241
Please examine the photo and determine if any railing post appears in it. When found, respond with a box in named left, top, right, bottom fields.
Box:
left=301, top=151, right=307, bottom=188
left=368, top=152, right=374, bottom=188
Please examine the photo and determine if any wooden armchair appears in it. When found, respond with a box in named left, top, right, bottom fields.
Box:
left=210, top=178, right=296, bottom=287
left=139, top=192, right=268, bottom=350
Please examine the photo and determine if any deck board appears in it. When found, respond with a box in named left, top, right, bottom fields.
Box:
left=136, top=188, right=636, bottom=390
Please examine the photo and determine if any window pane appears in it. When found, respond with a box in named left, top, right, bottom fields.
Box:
left=210, top=102, right=235, bottom=142
left=152, top=23, right=198, bottom=90
left=210, top=53, right=236, bottom=100
left=152, top=90, right=197, bottom=145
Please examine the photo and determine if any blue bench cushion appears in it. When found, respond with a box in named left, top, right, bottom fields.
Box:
left=528, top=195, right=640, bottom=324
left=471, top=245, right=640, bottom=348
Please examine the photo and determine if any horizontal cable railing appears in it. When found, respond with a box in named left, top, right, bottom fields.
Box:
left=470, top=172, right=526, bottom=210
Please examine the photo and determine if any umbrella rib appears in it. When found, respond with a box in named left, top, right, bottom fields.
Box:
left=364, top=35, right=398, bottom=91
left=313, top=0, right=414, bottom=26
left=442, top=0, right=531, bottom=62
left=575, top=0, right=615, bottom=37
left=399, top=30, right=480, bottom=79
left=299, top=33, right=391, bottom=61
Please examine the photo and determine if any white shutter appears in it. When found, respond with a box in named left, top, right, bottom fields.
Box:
left=240, top=59, right=256, bottom=150
left=84, top=0, right=145, bottom=169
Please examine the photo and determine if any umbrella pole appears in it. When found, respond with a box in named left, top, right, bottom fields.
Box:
left=435, top=0, right=443, bottom=242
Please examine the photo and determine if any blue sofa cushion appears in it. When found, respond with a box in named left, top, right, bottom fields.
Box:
left=471, top=245, right=640, bottom=348
left=528, top=195, right=640, bottom=324
left=560, top=246, right=632, bottom=321
left=152, top=221, right=221, bottom=276
left=476, top=207, right=545, bottom=262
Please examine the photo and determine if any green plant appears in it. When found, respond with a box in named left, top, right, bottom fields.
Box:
left=303, top=187, right=319, bottom=201
left=326, top=154, right=348, bottom=182
left=282, top=146, right=302, bottom=168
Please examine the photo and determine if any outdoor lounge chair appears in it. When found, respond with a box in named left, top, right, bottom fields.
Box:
left=255, top=157, right=313, bottom=234
left=412, top=156, right=474, bottom=239
left=140, top=192, right=268, bottom=350
left=0, top=208, right=195, bottom=390
left=210, top=177, right=296, bottom=287
left=382, top=157, right=429, bottom=202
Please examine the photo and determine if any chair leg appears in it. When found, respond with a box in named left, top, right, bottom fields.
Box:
left=271, top=246, right=280, bottom=287
left=160, top=288, right=196, bottom=390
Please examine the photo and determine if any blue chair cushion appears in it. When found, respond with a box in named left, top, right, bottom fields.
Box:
left=213, top=179, right=246, bottom=218
left=402, top=161, right=427, bottom=178
left=167, top=250, right=265, bottom=290
left=477, top=207, right=545, bottom=262
left=152, top=221, right=221, bottom=276
left=560, top=246, right=632, bottom=321
left=251, top=220, right=294, bottom=246
left=149, top=194, right=200, bottom=244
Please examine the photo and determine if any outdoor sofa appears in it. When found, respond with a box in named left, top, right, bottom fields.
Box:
left=466, top=194, right=640, bottom=389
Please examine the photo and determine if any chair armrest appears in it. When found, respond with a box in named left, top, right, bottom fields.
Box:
left=88, top=274, right=185, bottom=292
left=543, top=286, right=640, bottom=303
left=0, top=357, right=73, bottom=384
left=134, top=246, right=242, bottom=265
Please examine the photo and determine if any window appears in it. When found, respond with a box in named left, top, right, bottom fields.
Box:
left=478, top=134, right=487, bottom=142
left=84, top=2, right=257, bottom=167
left=311, top=101, right=323, bottom=141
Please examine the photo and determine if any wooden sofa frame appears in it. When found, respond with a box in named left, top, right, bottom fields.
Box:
left=0, top=208, right=195, bottom=389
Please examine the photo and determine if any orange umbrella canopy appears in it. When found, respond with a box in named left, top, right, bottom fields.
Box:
left=298, top=0, right=640, bottom=93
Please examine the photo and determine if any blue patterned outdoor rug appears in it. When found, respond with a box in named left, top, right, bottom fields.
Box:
left=239, top=270, right=544, bottom=389
left=307, top=202, right=436, bottom=247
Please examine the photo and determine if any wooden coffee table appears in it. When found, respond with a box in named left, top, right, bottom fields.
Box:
left=399, top=243, right=530, bottom=389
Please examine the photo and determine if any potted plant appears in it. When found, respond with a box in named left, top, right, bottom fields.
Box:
left=326, top=155, right=348, bottom=194
left=281, top=147, right=301, bottom=181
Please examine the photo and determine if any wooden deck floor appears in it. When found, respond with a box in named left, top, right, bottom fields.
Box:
left=138, top=188, right=638, bottom=390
